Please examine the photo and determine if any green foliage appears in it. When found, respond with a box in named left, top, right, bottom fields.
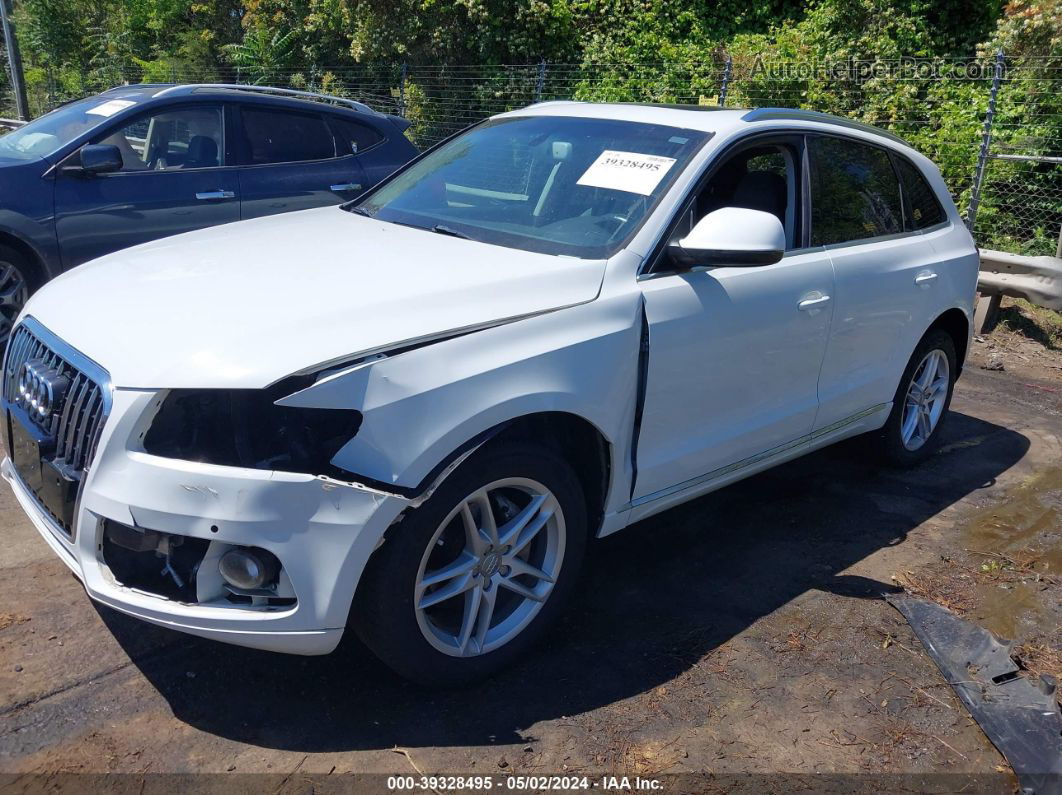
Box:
left=223, top=27, right=298, bottom=83
left=3, top=0, right=1057, bottom=256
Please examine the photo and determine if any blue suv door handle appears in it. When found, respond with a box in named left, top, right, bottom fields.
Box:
left=195, top=190, right=236, bottom=201
left=330, top=183, right=363, bottom=192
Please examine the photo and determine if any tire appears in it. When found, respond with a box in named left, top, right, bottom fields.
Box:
left=351, top=441, right=588, bottom=686
left=0, top=244, right=37, bottom=347
left=878, top=329, right=957, bottom=467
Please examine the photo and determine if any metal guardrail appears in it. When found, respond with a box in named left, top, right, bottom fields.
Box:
left=975, top=248, right=1062, bottom=332
left=0, top=117, right=25, bottom=129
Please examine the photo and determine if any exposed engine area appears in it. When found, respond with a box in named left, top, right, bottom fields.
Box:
left=142, top=381, right=362, bottom=478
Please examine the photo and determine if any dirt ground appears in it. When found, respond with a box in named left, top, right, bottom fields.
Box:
left=1, top=305, right=1061, bottom=792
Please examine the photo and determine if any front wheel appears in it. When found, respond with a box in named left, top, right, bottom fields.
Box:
left=351, top=442, right=587, bottom=685
left=878, top=329, right=957, bottom=466
left=0, top=245, right=33, bottom=347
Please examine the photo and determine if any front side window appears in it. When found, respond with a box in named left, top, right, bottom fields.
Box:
left=894, top=156, right=946, bottom=230
left=677, top=142, right=800, bottom=251
left=95, top=106, right=223, bottom=171
left=240, top=107, right=335, bottom=164
left=809, top=136, right=903, bottom=246
left=352, top=116, right=710, bottom=258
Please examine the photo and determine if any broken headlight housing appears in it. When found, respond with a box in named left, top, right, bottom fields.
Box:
left=142, top=381, right=362, bottom=477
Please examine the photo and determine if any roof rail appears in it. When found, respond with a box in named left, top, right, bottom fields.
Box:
left=152, top=84, right=381, bottom=115
left=741, top=108, right=911, bottom=146
left=103, top=83, right=174, bottom=92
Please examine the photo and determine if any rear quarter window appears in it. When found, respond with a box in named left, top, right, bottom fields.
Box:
left=330, top=117, right=384, bottom=154
left=893, top=155, right=947, bottom=230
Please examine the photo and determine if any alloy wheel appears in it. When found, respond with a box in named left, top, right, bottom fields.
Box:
left=901, top=349, right=950, bottom=451
left=414, top=477, right=565, bottom=657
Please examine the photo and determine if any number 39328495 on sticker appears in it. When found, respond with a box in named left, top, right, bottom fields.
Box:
left=576, top=149, right=677, bottom=195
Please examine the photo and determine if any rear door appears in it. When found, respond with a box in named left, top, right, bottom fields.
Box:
left=808, top=134, right=941, bottom=431
left=236, top=105, right=368, bottom=219
left=54, top=103, right=239, bottom=267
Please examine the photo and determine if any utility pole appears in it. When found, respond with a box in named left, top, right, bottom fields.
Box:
left=0, top=0, right=28, bottom=120
left=534, top=58, right=546, bottom=103
left=966, top=48, right=1005, bottom=232
left=718, top=55, right=732, bottom=107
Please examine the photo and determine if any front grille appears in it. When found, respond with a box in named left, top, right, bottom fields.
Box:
left=4, top=323, right=109, bottom=536
left=5, top=325, right=106, bottom=474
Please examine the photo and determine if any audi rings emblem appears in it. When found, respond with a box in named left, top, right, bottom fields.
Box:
left=17, top=358, right=70, bottom=420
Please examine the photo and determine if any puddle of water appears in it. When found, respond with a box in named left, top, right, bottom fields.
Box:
left=961, top=466, right=1062, bottom=640
left=970, top=581, right=1045, bottom=640
left=963, top=466, right=1062, bottom=573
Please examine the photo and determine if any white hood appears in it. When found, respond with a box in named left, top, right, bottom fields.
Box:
left=26, top=207, right=606, bottom=389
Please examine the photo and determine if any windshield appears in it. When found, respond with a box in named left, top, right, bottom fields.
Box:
left=0, top=95, right=140, bottom=161
left=352, top=115, right=710, bottom=258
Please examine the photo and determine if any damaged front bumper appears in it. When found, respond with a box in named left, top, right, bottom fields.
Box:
left=3, top=388, right=408, bottom=655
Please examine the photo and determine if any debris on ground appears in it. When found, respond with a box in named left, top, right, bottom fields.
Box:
left=969, top=297, right=1062, bottom=379
left=886, top=594, right=1062, bottom=793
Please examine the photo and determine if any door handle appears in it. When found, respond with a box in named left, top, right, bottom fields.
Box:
left=798, top=295, right=831, bottom=311
left=330, top=183, right=363, bottom=192
left=915, top=272, right=938, bottom=286
left=196, top=190, right=235, bottom=201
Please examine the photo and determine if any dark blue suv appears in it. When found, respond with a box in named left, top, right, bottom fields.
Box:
left=0, top=83, right=419, bottom=342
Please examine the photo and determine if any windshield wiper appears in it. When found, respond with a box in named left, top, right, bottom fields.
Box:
left=347, top=205, right=374, bottom=217
left=430, top=224, right=472, bottom=240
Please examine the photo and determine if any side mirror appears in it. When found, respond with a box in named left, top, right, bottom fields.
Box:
left=76, top=144, right=123, bottom=176
left=668, top=207, right=786, bottom=270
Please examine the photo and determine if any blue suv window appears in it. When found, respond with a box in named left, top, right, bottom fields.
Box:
left=330, top=117, right=384, bottom=155
left=95, top=106, right=223, bottom=171
left=240, top=107, right=336, bottom=165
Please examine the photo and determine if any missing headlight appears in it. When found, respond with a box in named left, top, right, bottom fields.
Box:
left=142, top=380, right=362, bottom=477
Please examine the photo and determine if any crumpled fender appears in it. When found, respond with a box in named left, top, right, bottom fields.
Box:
left=277, top=292, right=644, bottom=515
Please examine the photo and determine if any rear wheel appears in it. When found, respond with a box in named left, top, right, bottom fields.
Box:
left=352, top=442, right=587, bottom=685
left=879, top=329, right=957, bottom=466
left=0, top=245, right=35, bottom=346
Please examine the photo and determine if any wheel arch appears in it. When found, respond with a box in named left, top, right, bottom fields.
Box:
left=344, top=410, right=613, bottom=633
left=467, top=411, right=612, bottom=539
left=0, top=229, right=49, bottom=288
left=926, top=306, right=970, bottom=373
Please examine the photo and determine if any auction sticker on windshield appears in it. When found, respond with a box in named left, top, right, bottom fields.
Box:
left=86, top=99, right=136, bottom=117
left=576, top=150, right=677, bottom=195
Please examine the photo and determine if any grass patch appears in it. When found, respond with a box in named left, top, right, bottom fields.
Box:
left=997, top=298, right=1062, bottom=351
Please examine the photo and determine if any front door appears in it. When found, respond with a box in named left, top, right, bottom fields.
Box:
left=55, top=103, right=239, bottom=268
left=633, top=137, right=835, bottom=502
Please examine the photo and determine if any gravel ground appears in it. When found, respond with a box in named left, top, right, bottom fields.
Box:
left=1, top=331, right=1060, bottom=792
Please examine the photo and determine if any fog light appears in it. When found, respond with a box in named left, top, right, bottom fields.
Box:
left=218, top=547, right=278, bottom=590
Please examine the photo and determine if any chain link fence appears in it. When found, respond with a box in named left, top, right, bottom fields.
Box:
left=2, top=54, right=1060, bottom=256
left=0, top=35, right=15, bottom=124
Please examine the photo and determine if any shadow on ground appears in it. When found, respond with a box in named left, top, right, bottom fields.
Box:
left=99, top=411, right=1029, bottom=752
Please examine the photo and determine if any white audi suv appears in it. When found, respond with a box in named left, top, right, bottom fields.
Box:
left=2, top=102, right=978, bottom=684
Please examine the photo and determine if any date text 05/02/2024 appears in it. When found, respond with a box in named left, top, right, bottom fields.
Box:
left=386, top=775, right=664, bottom=791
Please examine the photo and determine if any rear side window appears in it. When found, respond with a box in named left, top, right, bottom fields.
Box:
left=330, top=117, right=384, bottom=155
left=894, top=155, right=946, bottom=230
left=240, top=107, right=335, bottom=165
left=808, top=136, right=903, bottom=246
